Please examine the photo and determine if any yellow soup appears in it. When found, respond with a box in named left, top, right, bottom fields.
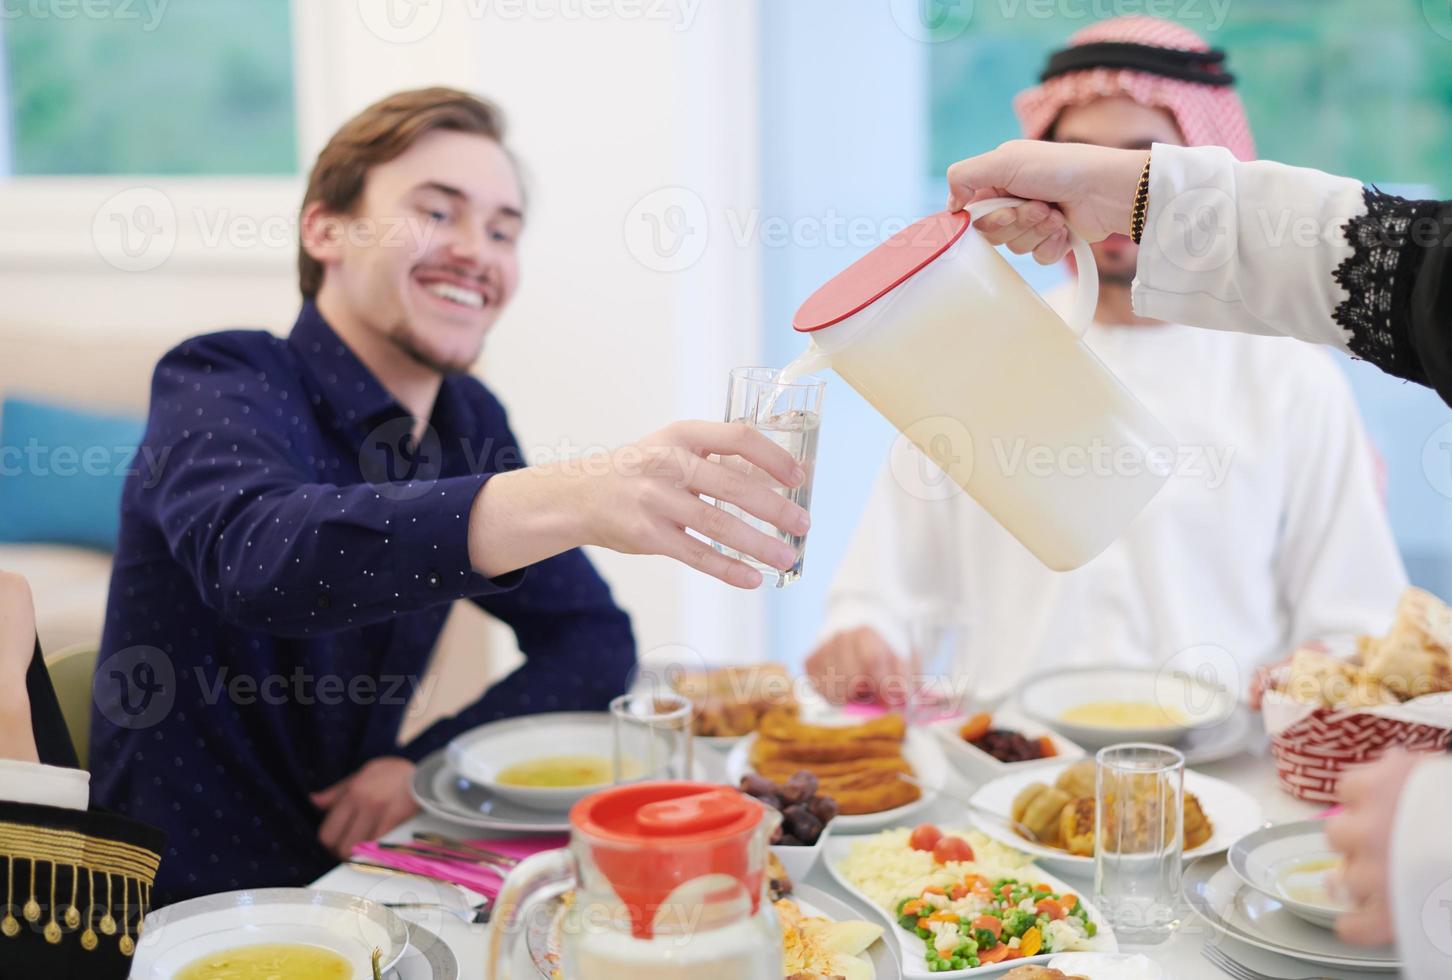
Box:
left=1276, top=855, right=1348, bottom=909
left=496, top=754, right=614, bottom=788
left=1060, top=700, right=1186, bottom=729
left=176, top=943, right=353, bottom=980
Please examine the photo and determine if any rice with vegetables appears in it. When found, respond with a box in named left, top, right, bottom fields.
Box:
left=838, top=828, right=1029, bottom=910
left=839, top=826, right=1103, bottom=972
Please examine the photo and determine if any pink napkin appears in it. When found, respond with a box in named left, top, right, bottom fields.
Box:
left=351, top=835, right=568, bottom=897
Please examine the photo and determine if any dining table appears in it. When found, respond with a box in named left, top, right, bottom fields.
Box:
left=312, top=731, right=1396, bottom=980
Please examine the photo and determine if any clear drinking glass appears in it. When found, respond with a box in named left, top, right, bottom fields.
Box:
left=713, top=367, right=825, bottom=587
left=903, top=605, right=974, bottom=726
left=610, top=692, right=694, bottom=783
left=1093, top=743, right=1185, bottom=945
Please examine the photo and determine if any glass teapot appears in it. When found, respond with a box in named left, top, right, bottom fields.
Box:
left=784, top=197, right=1177, bottom=572
left=486, top=782, right=782, bottom=979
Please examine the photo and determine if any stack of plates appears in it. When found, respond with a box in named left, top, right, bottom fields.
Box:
left=1185, top=853, right=1399, bottom=972
left=413, top=712, right=615, bottom=832
left=413, top=711, right=706, bottom=833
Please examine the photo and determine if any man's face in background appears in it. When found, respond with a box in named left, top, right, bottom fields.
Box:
left=1051, top=96, right=1185, bottom=287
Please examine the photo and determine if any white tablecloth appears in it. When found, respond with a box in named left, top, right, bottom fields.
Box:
left=312, top=735, right=1398, bottom=979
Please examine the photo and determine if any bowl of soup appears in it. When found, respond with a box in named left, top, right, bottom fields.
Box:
left=131, top=888, right=408, bottom=980
left=1229, top=820, right=1350, bottom=929
left=447, top=712, right=645, bottom=811
left=1019, top=666, right=1236, bottom=748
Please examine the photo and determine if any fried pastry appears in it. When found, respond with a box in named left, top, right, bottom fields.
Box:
left=751, top=737, right=906, bottom=766
left=1058, top=797, right=1096, bottom=856
left=1011, top=782, right=1072, bottom=845
left=1054, top=759, right=1097, bottom=799
left=1183, top=791, right=1213, bottom=850
left=758, top=709, right=906, bottom=743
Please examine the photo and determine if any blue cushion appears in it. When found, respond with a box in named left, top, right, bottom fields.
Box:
left=0, top=397, right=145, bottom=551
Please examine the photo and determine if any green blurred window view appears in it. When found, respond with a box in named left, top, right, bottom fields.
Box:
left=926, top=0, right=1452, bottom=192
left=1, top=0, right=296, bottom=175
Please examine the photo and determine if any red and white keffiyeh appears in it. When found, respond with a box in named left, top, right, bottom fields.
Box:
left=1014, top=15, right=1256, bottom=161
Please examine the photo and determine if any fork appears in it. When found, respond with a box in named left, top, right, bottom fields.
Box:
left=383, top=900, right=491, bottom=924
left=1201, top=942, right=1338, bottom=980
left=412, top=832, right=521, bottom=868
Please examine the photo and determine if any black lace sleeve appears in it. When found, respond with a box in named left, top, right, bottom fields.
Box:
left=1333, top=188, right=1452, bottom=406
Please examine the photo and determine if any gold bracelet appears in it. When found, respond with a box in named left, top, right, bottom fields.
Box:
left=1130, top=154, right=1152, bottom=244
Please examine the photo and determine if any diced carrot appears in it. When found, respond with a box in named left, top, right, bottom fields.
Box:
left=1036, top=735, right=1057, bottom=758
left=1059, top=892, right=1078, bottom=911
left=948, top=884, right=967, bottom=901
left=1019, top=926, right=1043, bottom=957
left=923, top=885, right=947, bottom=896
left=959, top=712, right=992, bottom=742
left=972, top=915, right=1002, bottom=939
left=1000, top=885, right=1014, bottom=900
left=902, top=899, right=926, bottom=916
left=917, top=916, right=930, bottom=930
left=928, top=911, right=960, bottom=924
left=962, top=873, right=989, bottom=891
left=1033, top=883, right=1052, bottom=893
left=978, top=943, right=1009, bottom=964
left=1035, top=898, right=1066, bottom=920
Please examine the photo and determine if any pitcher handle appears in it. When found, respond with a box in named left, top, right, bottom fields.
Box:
left=484, top=848, right=577, bottom=980
left=964, top=196, right=1100, bottom=339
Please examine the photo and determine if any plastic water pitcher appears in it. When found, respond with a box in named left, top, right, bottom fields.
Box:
left=486, top=783, right=782, bottom=979
left=787, top=198, right=1176, bottom=571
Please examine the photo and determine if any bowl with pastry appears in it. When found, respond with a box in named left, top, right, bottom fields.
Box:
left=932, top=708, right=1085, bottom=784
left=1261, top=587, right=1452, bottom=802
left=1018, top=666, right=1237, bottom=750
left=726, top=708, right=949, bottom=833
left=965, top=759, right=1264, bottom=877
left=668, top=663, right=799, bottom=748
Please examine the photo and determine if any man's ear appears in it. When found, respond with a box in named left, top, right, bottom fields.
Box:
left=300, top=200, right=348, bottom=271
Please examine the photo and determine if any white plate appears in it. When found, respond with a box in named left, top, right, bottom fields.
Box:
left=522, top=884, right=901, bottom=979
left=966, top=762, right=1263, bottom=877
left=1184, top=855, right=1398, bottom=971
left=931, top=708, right=1085, bottom=786
left=773, top=820, right=833, bottom=883
left=792, top=883, right=903, bottom=980
left=132, top=888, right=410, bottom=979
left=413, top=749, right=572, bottom=832
left=1017, top=666, right=1236, bottom=749
left=1227, top=821, right=1349, bottom=930
left=725, top=727, right=948, bottom=833
left=387, top=924, right=459, bottom=980
left=447, top=712, right=618, bottom=812
left=823, top=834, right=1118, bottom=977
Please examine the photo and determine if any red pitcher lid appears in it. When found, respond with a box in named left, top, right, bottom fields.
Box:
left=793, top=209, right=970, bottom=332
left=571, top=782, right=768, bottom=939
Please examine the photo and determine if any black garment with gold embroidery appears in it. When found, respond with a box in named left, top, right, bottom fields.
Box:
left=1, top=642, right=163, bottom=979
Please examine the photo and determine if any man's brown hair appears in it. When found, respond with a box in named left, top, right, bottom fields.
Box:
left=298, top=86, right=509, bottom=299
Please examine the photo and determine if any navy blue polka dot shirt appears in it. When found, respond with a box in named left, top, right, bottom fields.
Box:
left=90, top=302, right=636, bottom=905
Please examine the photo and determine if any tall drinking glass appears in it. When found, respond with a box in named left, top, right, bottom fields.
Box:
left=609, top=692, right=694, bottom=783
left=904, top=605, right=974, bottom=726
left=713, top=367, right=825, bottom=587
left=1093, top=743, right=1185, bottom=945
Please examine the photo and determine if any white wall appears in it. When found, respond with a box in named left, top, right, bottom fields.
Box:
left=0, top=0, right=768, bottom=672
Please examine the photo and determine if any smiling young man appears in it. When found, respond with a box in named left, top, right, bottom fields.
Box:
left=91, top=88, right=807, bottom=904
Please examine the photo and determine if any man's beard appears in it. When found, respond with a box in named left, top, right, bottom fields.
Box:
left=1098, top=269, right=1135, bottom=288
